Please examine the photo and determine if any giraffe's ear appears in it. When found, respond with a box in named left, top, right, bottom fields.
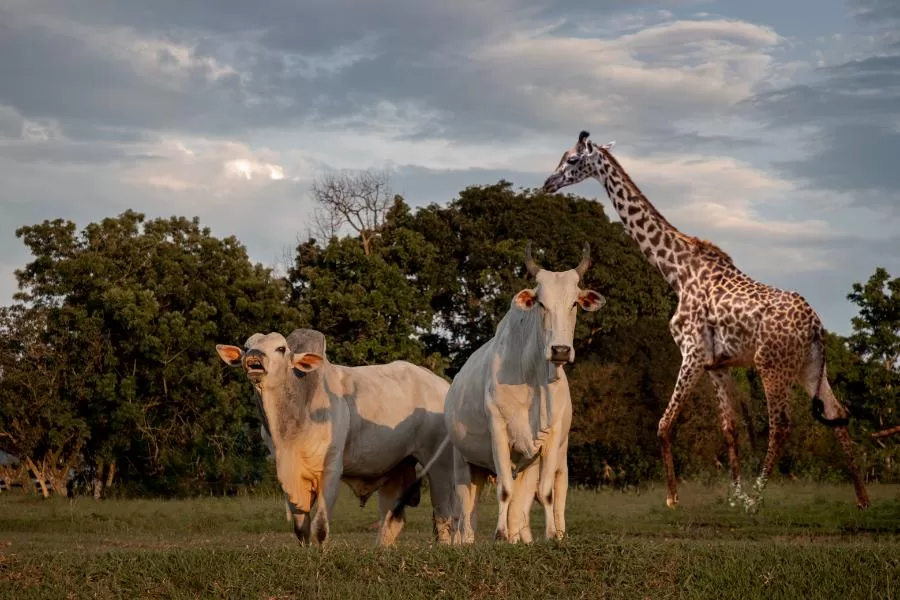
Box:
left=599, top=140, right=616, bottom=151
left=577, top=131, right=591, bottom=153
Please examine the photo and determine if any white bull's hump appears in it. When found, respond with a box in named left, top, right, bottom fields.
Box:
left=322, top=361, right=449, bottom=430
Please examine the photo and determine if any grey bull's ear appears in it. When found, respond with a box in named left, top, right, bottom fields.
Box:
left=292, top=352, right=325, bottom=373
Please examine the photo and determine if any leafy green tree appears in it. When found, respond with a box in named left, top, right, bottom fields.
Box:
left=405, top=181, right=676, bottom=374
left=289, top=196, right=445, bottom=371
left=6, top=210, right=302, bottom=496
left=845, top=268, right=900, bottom=475
left=0, top=304, right=88, bottom=496
left=847, top=268, right=900, bottom=429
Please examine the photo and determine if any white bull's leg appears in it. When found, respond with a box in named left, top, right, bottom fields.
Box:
left=425, top=461, right=455, bottom=544
left=487, top=404, right=521, bottom=542
left=506, top=459, right=540, bottom=544
left=375, top=475, right=407, bottom=547
left=311, top=451, right=344, bottom=545
left=535, top=427, right=561, bottom=541
left=510, top=390, right=552, bottom=480
left=288, top=486, right=316, bottom=545
left=552, top=440, right=570, bottom=540
left=453, top=450, right=486, bottom=545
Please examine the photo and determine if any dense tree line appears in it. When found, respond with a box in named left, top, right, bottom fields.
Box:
left=0, top=178, right=897, bottom=498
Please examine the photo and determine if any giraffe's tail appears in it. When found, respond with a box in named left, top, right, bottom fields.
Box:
left=810, top=327, right=851, bottom=428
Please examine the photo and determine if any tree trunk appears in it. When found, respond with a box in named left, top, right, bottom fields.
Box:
left=93, top=461, right=116, bottom=499
left=93, top=460, right=105, bottom=499
left=0, top=463, right=27, bottom=493
left=47, top=468, right=69, bottom=497
left=24, top=457, right=50, bottom=498
left=105, top=461, right=116, bottom=487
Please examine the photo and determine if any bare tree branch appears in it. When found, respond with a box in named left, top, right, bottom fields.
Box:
left=308, top=169, right=393, bottom=256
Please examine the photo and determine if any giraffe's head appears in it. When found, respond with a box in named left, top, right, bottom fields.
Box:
left=542, top=131, right=615, bottom=194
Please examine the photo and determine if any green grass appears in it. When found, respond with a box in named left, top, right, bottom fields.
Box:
left=1, top=480, right=898, bottom=599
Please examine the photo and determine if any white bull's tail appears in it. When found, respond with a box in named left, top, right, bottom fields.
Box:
left=387, top=434, right=452, bottom=523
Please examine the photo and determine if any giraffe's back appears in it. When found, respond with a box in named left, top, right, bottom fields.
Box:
left=706, top=268, right=822, bottom=368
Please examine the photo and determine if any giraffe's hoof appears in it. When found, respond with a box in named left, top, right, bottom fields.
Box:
left=743, top=495, right=762, bottom=514
left=857, top=499, right=871, bottom=510
left=665, top=497, right=678, bottom=509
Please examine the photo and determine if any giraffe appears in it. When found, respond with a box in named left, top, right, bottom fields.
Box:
left=541, top=130, right=870, bottom=511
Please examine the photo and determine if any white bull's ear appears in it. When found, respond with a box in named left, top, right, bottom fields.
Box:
left=292, top=352, right=325, bottom=373
left=577, top=289, right=606, bottom=312
left=513, top=289, right=538, bottom=311
left=216, top=344, right=244, bottom=366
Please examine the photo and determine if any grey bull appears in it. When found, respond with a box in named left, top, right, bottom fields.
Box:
left=216, top=328, right=454, bottom=546
left=390, top=243, right=606, bottom=543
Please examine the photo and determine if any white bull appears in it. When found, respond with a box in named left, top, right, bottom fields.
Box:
left=390, top=243, right=606, bottom=543
left=216, top=328, right=454, bottom=546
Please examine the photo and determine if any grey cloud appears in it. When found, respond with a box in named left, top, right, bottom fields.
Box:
left=391, top=166, right=546, bottom=207
left=851, top=0, right=900, bottom=22
left=0, top=15, right=257, bottom=138
left=776, top=123, right=900, bottom=197
left=0, top=107, right=23, bottom=139
left=0, top=140, right=163, bottom=165
left=1, top=0, right=748, bottom=148
left=761, top=233, right=900, bottom=335
left=745, top=1, right=900, bottom=208
left=749, top=55, right=900, bottom=127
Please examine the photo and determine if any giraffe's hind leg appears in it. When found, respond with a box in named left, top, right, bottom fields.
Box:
left=753, top=364, right=794, bottom=510
left=800, top=362, right=870, bottom=509
left=706, top=369, right=751, bottom=510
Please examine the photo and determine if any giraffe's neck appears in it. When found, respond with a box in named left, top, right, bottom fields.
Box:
left=595, top=153, right=689, bottom=295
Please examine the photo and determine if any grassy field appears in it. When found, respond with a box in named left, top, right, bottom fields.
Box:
left=1, top=480, right=898, bottom=600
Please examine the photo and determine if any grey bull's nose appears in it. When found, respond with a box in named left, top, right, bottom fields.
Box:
left=550, top=345, right=571, bottom=361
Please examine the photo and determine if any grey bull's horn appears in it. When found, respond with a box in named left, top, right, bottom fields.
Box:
left=524, top=241, right=541, bottom=277
left=574, top=242, right=591, bottom=278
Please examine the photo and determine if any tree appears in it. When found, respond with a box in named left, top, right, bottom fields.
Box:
left=289, top=197, right=445, bottom=370
left=846, top=268, right=900, bottom=469
left=0, top=305, right=88, bottom=497
left=308, top=169, right=394, bottom=255
left=404, top=181, right=676, bottom=373
left=6, top=210, right=304, bottom=496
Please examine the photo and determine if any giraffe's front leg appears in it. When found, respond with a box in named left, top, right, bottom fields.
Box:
left=658, top=344, right=706, bottom=508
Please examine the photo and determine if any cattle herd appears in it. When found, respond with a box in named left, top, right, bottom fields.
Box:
left=215, top=131, right=873, bottom=547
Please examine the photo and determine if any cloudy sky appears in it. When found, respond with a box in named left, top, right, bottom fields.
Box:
left=1, top=0, right=898, bottom=335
